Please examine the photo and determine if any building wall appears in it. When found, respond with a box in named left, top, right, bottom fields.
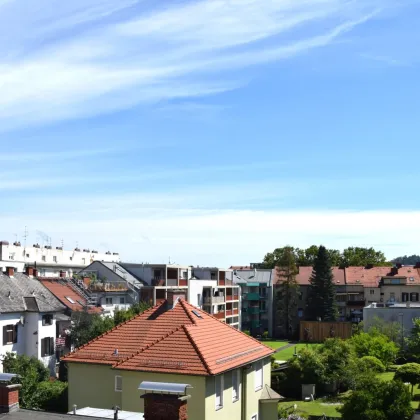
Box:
left=37, top=313, right=57, bottom=375
left=67, top=363, right=206, bottom=419
left=0, top=314, right=24, bottom=372
left=363, top=306, right=420, bottom=337
left=380, top=285, right=420, bottom=304
left=67, top=358, right=272, bottom=420
left=188, top=280, right=217, bottom=307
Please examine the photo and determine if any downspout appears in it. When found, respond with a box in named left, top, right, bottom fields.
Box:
left=241, top=367, right=247, bottom=420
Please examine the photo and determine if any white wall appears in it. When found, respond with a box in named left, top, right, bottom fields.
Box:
left=0, top=243, right=120, bottom=275
left=0, top=314, right=24, bottom=372
left=188, top=280, right=217, bottom=307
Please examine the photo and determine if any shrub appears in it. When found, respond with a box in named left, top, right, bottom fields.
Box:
left=262, top=331, right=269, bottom=340
left=359, top=356, right=386, bottom=373
left=394, top=363, right=420, bottom=395
left=243, top=330, right=250, bottom=336
left=32, top=381, right=68, bottom=412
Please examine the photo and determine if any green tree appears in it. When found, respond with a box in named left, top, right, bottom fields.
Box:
left=2, top=353, right=49, bottom=409
left=340, top=379, right=413, bottom=420
left=31, top=380, right=68, bottom=412
left=359, top=356, right=385, bottom=373
left=392, top=255, right=420, bottom=265
left=307, top=245, right=338, bottom=321
left=113, top=301, right=151, bottom=325
left=350, top=331, right=399, bottom=367
left=275, top=246, right=300, bottom=338
left=340, top=247, right=391, bottom=267
left=406, top=318, right=420, bottom=359
left=394, top=363, right=420, bottom=395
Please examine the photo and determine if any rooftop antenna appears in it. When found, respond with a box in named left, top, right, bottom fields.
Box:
left=23, top=226, right=28, bottom=248
left=61, top=238, right=64, bottom=250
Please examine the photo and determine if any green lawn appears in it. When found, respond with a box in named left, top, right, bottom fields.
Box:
left=278, top=398, right=342, bottom=418
left=274, top=343, right=321, bottom=360
left=262, top=340, right=289, bottom=350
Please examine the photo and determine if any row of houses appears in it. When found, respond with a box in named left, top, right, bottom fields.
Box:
left=232, top=264, right=420, bottom=337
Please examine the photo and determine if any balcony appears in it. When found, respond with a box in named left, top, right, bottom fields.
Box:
left=248, top=307, right=259, bottom=314
left=204, top=296, right=225, bottom=304
left=245, top=292, right=259, bottom=301
left=226, top=294, right=239, bottom=302
left=89, top=282, right=128, bottom=292
left=347, top=300, right=365, bottom=306
left=179, top=279, right=188, bottom=286
left=213, top=312, right=225, bottom=320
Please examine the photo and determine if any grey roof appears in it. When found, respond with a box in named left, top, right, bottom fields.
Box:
left=233, top=269, right=274, bottom=285
left=260, top=384, right=283, bottom=401
left=138, top=381, right=192, bottom=394
left=0, top=273, right=66, bottom=313
left=0, top=409, right=105, bottom=420
left=101, top=263, right=145, bottom=288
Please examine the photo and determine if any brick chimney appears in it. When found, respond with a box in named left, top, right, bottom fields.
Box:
left=166, top=289, right=186, bottom=308
left=142, top=394, right=188, bottom=420
left=0, top=383, right=21, bottom=413
left=33, top=268, right=38, bottom=278
left=25, top=266, right=34, bottom=277
left=5, top=267, right=14, bottom=277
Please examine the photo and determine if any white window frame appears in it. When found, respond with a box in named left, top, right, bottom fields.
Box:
left=215, top=374, right=223, bottom=410
left=254, top=360, right=263, bottom=391
left=232, top=370, right=240, bottom=402
left=115, top=375, right=122, bottom=392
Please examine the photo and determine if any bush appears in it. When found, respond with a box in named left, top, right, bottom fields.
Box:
left=32, top=381, right=68, bottom=412
left=394, top=363, right=420, bottom=395
left=349, top=332, right=399, bottom=367
left=359, top=356, right=386, bottom=373
left=262, top=331, right=269, bottom=340
left=243, top=330, right=250, bottom=336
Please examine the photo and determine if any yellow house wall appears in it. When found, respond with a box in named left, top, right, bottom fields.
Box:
left=67, top=363, right=206, bottom=419
left=68, top=356, right=273, bottom=420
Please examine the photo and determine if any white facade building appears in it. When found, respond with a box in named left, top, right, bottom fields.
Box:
left=0, top=240, right=120, bottom=277
left=0, top=267, right=67, bottom=375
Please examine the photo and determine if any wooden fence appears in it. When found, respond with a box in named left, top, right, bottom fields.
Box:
left=299, top=321, right=353, bottom=342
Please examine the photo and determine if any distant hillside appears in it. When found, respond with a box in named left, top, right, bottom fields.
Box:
left=392, top=255, right=420, bottom=265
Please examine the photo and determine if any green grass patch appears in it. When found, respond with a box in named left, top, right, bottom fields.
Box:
left=263, top=340, right=289, bottom=350
left=274, top=343, right=321, bottom=360
left=279, top=398, right=342, bottom=417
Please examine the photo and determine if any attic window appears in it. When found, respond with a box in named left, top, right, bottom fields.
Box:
left=192, top=310, right=203, bottom=319
left=65, top=296, right=75, bottom=304
left=410, top=277, right=415, bottom=282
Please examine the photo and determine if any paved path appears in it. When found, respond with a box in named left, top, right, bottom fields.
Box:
left=274, top=341, right=298, bottom=353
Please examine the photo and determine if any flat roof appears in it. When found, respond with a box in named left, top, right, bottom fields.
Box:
left=70, top=408, right=143, bottom=420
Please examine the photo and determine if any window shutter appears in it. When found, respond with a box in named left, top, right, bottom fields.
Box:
left=3, top=326, right=7, bottom=346
left=13, top=325, right=18, bottom=344
left=41, top=338, right=45, bottom=357
left=50, top=337, right=54, bottom=355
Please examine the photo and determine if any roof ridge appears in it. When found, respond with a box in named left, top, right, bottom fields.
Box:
left=113, top=325, right=185, bottom=368
left=182, top=324, right=212, bottom=375
left=182, top=300, right=274, bottom=353
left=179, top=298, right=196, bottom=325
left=67, top=300, right=165, bottom=357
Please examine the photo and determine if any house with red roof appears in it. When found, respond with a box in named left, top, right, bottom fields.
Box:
left=63, top=291, right=280, bottom=420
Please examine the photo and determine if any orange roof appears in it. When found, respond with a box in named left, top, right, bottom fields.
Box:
left=63, top=299, right=273, bottom=376
left=40, top=279, right=102, bottom=314
left=275, top=266, right=345, bottom=285
left=344, top=266, right=420, bottom=287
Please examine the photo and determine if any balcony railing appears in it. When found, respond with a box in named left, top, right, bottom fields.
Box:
left=204, top=296, right=225, bottom=304
left=213, top=312, right=225, bottom=320
left=226, top=308, right=239, bottom=317
left=245, top=292, right=259, bottom=301
left=89, top=282, right=128, bottom=292
left=179, top=279, right=188, bottom=286
left=347, top=300, right=365, bottom=306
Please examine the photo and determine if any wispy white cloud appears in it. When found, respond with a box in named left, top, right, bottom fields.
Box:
left=0, top=0, right=393, bottom=129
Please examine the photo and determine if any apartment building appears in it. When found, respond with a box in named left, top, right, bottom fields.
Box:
left=232, top=269, right=274, bottom=337
left=0, top=240, right=119, bottom=277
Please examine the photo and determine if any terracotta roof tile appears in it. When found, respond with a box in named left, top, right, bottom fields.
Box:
left=275, top=266, right=345, bottom=285
left=40, top=279, right=102, bottom=314
left=63, top=299, right=273, bottom=376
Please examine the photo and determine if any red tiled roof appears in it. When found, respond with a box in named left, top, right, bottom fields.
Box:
left=63, top=299, right=273, bottom=376
left=40, top=279, right=102, bottom=314
left=275, top=266, right=345, bottom=285
left=344, top=266, right=420, bottom=287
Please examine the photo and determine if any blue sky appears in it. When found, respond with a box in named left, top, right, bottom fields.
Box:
left=1, top=0, right=420, bottom=266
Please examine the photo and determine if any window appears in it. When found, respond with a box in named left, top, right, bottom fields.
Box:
left=70, top=257, right=73, bottom=261
left=389, top=292, right=395, bottom=301
left=42, top=256, right=46, bottom=262
left=370, top=289, right=375, bottom=295
left=115, top=376, right=122, bottom=392
left=215, top=374, right=223, bottom=409
left=197, top=294, right=201, bottom=306
left=41, top=337, right=54, bottom=356
left=26, top=253, right=29, bottom=258
left=254, top=360, right=263, bottom=391
left=182, top=271, right=188, bottom=279
left=65, top=296, right=75, bottom=304
left=119, top=297, right=125, bottom=304
left=232, top=370, right=240, bottom=402
left=3, top=324, right=17, bottom=345
left=82, top=258, right=86, bottom=265
left=211, top=272, right=216, bottom=280
left=411, top=293, right=419, bottom=302
left=153, top=269, right=161, bottom=280
left=42, top=314, right=53, bottom=326
left=53, top=256, right=57, bottom=263
left=106, top=297, right=113, bottom=305
left=298, top=308, right=303, bottom=318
